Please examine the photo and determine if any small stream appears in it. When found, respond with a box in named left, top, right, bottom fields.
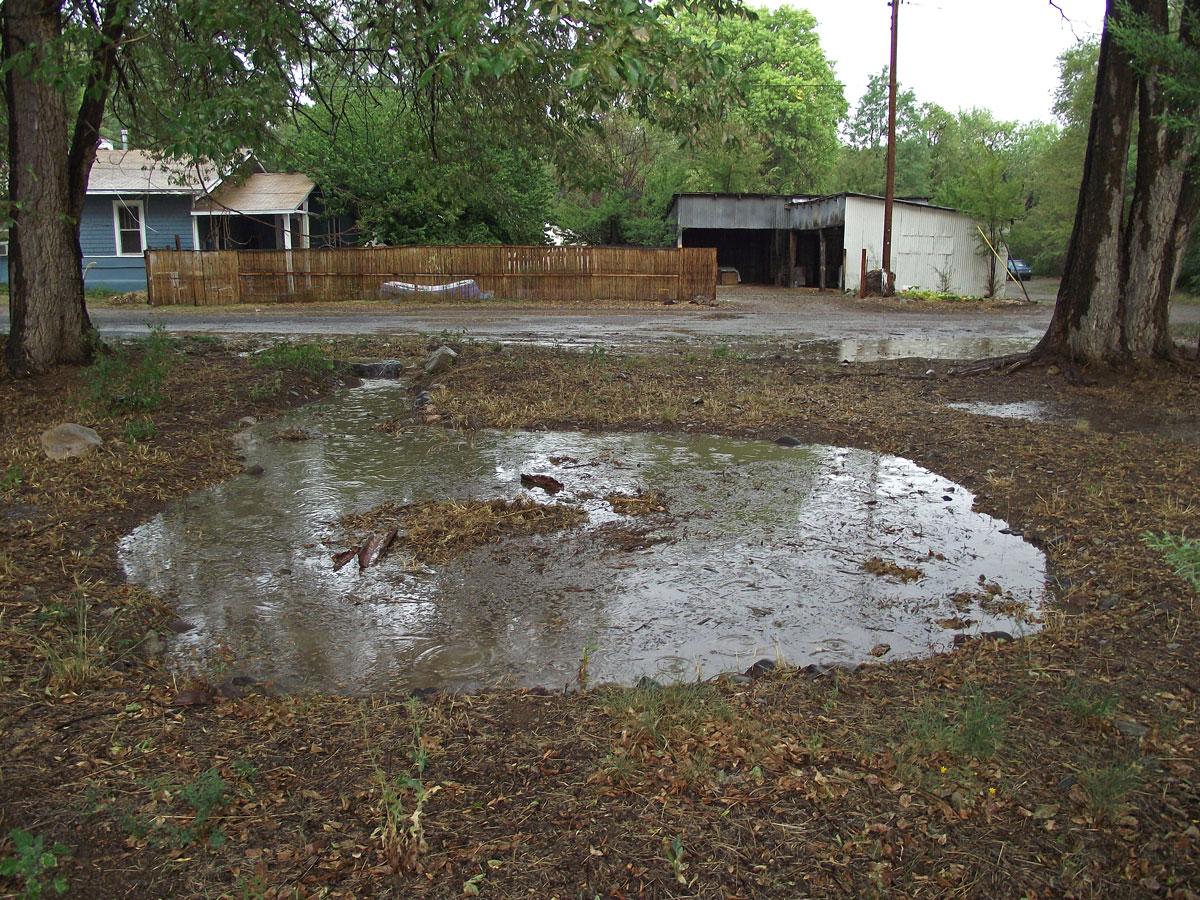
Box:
left=120, top=380, right=1047, bottom=694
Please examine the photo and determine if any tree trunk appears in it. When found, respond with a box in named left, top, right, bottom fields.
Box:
left=1122, top=0, right=1200, bottom=358
left=3, top=0, right=92, bottom=376
left=1036, top=0, right=1141, bottom=363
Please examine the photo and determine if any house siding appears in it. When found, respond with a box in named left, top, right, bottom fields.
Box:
left=1, top=193, right=197, bottom=291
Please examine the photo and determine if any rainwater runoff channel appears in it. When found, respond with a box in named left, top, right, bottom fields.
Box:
left=120, top=377, right=1049, bottom=695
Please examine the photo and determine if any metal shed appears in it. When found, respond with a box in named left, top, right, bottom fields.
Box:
left=666, top=192, right=1003, bottom=296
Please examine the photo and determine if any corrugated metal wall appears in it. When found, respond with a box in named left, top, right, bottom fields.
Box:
left=841, top=196, right=1003, bottom=296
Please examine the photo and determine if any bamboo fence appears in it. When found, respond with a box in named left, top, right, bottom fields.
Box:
left=144, top=245, right=717, bottom=306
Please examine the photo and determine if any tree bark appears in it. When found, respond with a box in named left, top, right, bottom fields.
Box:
left=1036, top=0, right=1141, bottom=363
left=3, top=0, right=92, bottom=376
left=1122, top=0, right=1200, bottom=358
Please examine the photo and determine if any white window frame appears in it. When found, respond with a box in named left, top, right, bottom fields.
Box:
left=112, top=198, right=147, bottom=256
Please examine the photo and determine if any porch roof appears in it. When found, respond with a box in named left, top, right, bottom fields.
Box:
left=192, top=173, right=315, bottom=216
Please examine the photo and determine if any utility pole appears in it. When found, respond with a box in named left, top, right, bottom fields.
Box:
left=881, top=0, right=900, bottom=296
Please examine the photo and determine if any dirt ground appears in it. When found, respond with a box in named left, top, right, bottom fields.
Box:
left=1, top=332, right=1198, bottom=898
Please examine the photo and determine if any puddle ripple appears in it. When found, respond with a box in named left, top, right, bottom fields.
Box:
left=120, top=382, right=1047, bottom=694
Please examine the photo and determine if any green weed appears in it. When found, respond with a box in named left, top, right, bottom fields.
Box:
left=248, top=372, right=283, bottom=402
left=86, top=327, right=176, bottom=414
left=252, top=343, right=335, bottom=377
left=663, top=835, right=690, bottom=886
left=0, top=829, right=69, bottom=898
left=1143, top=532, right=1200, bottom=593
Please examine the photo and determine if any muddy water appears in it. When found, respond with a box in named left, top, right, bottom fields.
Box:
left=120, top=381, right=1047, bottom=694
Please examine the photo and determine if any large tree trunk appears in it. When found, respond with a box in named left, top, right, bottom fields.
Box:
left=3, top=0, right=92, bottom=376
left=1122, top=0, right=1200, bottom=359
left=1036, top=0, right=1141, bottom=363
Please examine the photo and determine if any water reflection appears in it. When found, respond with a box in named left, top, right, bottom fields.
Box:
left=120, top=383, right=1047, bottom=694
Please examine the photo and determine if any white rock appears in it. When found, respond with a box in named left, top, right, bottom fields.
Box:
left=40, top=423, right=103, bottom=460
left=424, top=346, right=458, bottom=376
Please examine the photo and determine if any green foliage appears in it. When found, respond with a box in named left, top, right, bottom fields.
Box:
left=897, top=288, right=979, bottom=303
left=1143, top=532, right=1200, bottom=593
left=251, top=343, right=334, bottom=377
left=85, top=328, right=176, bottom=415
left=0, top=829, right=70, bottom=898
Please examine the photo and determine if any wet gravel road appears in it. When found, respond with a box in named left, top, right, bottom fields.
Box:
left=5, top=281, right=1198, bottom=359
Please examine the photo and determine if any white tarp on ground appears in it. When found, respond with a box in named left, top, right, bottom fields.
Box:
left=379, top=279, right=494, bottom=300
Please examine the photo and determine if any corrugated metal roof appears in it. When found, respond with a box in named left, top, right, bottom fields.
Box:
left=192, top=173, right=315, bottom=215
left=87, top=149, right=219, bottom=194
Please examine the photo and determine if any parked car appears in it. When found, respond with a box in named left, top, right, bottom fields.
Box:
left=1007, top=257, right=1032, bottom=281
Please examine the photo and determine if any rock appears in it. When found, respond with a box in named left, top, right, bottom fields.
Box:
left=245, top=464, right=265, bottom=477
left=1115, top=719, right=1149, bottom=739
left=423, top=346, right=458, bottom=376
left=869, top=643, right=891, bottom=657
left=414, top=390, right=433, bottom=410
left=1047, top=365, right=1061, bottom=376
left=635, top=675, right=663, bottom=690
left=410, top=686, right=439, bottom=702
left=744, top=658, right=777, bottom=679
left=1057, top=774, right=1078, bottom=793
left=216, top=674, right=263, bottom=699
left=774, top=435, right=803, bottom=447
left=722, top=673, right=754, bottom=687
left=40, top=423, right=102, bottom=460
left=1099, top=594, right=1121, bottom=610
left=238, top=416, right=258, bottom=428
left=980, top=631, right=1014, bottom=642
left=166, top=618, right=195, bottom=634
left=170, top=687, right=212, bottom=708
left=345, top=359, right=405, bottom=379
left=139, top=630, right=165, bottom=660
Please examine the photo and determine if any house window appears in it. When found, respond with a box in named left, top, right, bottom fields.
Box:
left=113, top=200, right=145, bottom=255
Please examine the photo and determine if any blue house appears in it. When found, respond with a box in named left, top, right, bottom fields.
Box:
left=0, top=149, right=319, bottom=292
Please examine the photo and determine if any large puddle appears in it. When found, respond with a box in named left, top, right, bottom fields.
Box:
left=121, top=382, right=1047, bottom=694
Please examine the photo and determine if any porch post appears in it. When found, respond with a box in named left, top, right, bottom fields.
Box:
left=818, top=228, right=827, bottom=291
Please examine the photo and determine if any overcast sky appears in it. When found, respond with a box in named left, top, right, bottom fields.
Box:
left=761, top=0, right=1107, bottom=124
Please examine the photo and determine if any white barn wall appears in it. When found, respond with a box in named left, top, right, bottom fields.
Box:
left=841, top=196, right=1004, bottom=296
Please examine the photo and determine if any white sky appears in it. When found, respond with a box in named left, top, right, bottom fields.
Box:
left=761, top=0, right=1107, bottom=123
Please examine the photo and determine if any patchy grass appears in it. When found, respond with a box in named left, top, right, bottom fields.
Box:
left=85, top=327, right=176, bottom=414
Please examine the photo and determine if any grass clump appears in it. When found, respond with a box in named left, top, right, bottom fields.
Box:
left=900, top=687, right=1008, bottom=762
left=600, top=682, right=733, bottom=747
left=1061, top=682, right=1119, bottom=723
left=1078, top=761, right=1142, bottom=821
left=86, top=327, right=176, bottom=414
left=1143, top=532, right=1200, bottom=593
left=342, top=497, right=585, bottom=565
left=252, top=342, right=335, bottom=377
left=122, top=417, right=156, bottom=443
